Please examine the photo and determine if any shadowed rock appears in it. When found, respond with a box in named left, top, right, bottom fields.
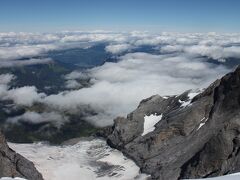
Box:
left=0, top=131, right=43, bottom=180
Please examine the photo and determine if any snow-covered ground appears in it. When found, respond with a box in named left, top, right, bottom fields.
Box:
left=7, top=139, right=240, bottom=180
left=2, top=173, right=240, bottom=180
left=185, top=173, right=240, bottom=180
left=0, top=178, right=26, bottom=180
left=9, top=139, right=149, bottom=180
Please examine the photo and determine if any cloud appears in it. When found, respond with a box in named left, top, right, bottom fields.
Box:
left=60, top=33, right=128, bottom=43
left=160, top=45, right=184, bottom=53
left=7, top=111, right=68, bottom=126
left=0, top=44, right=57, bottom=61
left=0, top=74, right=66, bottom=126
left=0, top=73, right=15, bottom=85
left=64, top=71, right=89, bottom=80
left=64, top=71, right=89, bottom=89
left=1, top=31, right=240, bottom=127
left=0, top=32, right=60, bottom=45
left=65, top=80, right=82, bottom=89
left=1, top=31, right=240, bottom=63
left=105, top=44, right=133, bottom=54
left=41, top=52, right=230, bottom=126
left=0, top=58, right=52, bottom=68
left=134, top=35, right=173, bottom=46
left=4, top=86, right=46, bottom=106
left=185, top=45, right=240, bottom=60
left=0, top=73, right=15, bottom=98
left=0, top=31, right=130, bottom=64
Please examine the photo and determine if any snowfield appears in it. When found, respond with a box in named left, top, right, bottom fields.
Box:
left=9, top=139, right=149, bottom=180
left=8, top=139, right=240, bottom=180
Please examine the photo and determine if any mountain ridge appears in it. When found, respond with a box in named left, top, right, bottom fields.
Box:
left=106, top=66, right=240, bottom=179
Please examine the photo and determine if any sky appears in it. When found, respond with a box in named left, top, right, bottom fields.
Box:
left=1, top=0, right=240, bottom=32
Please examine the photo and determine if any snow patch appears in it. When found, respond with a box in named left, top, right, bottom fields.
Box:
left=142, top=114, right=163, bottom=136
left=197, top=117, right=208, bottom=131
left=179, top=99, right=191, bottom=107
left=179, top=90, right=202, bottom=108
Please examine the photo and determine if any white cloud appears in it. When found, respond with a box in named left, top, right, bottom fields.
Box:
left=0, top=58, right=52, bottom=68
left=134, top=35, right=173, bottom=46
left=0, top=44, right=57, bottom=61
left=160, top=45, right=184, bottom=53
left=7, top=111, right=67, bottom=126
left=184, top=45, right=240, bottom=60
left=0, top=74, right=45, bottom=106
left=42, top=52, right=230, bottom=126
left=64, top=71, right=89, bottom=80
left=5, top=86, right=46, bottom=106
left=65, top=80, right=82, bottom=89
left=64, top=71, right=88, bottom=89
left=0, top=73, right=15, bottom=85
left=1, top=31, right=240, bottom=63
left=0, top=85, right=9, bottom=99
left=60, top=32, right=129, bottom=43
left=1, top=31, right=240, bottom=127
left=0, top=73, right=15, bottom=98
left=105, top=44, right=133, bottom=54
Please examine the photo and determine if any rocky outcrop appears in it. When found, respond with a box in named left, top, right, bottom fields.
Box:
left=0, top=131, right=43, bottom=180
left=107, top=66, right=240, bottom=180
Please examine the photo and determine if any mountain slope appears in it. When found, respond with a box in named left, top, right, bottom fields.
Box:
left=0, top=131, right=43, bottom=180
left=106, top=66, right=240, bottom=180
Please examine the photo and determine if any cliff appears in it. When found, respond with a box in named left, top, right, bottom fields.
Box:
left=107, top=66, right=240, bottom=180
left=0, top=131, right=43, bottom=180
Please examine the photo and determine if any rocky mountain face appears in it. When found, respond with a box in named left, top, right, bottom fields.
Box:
left=0, top=131, right=43, bottom=180
left=106, top=66, right=240, bottom=180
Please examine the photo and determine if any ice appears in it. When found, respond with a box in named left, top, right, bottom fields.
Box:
left=9, top=139, right=150, bottom=180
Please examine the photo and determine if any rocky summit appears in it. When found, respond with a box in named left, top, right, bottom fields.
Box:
left=106, top=66, right=240, bottom=180
left=0, top=131, right=43, bottom=180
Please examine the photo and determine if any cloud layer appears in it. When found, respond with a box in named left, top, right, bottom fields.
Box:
left=7, top=111, right=67, bottom=126
left=1, top=31, right=240, bottom=126
left=43, top=52, right=230, bottom=126
left=1, top=31, right=240, bottom=61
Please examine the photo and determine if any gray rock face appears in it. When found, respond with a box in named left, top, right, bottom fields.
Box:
left=0, top=131, right=43, bottom=180
left=107, top=66, right=240, bottom=180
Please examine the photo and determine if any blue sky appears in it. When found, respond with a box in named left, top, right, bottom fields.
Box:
left=1, top=0, right=240, bottom=32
